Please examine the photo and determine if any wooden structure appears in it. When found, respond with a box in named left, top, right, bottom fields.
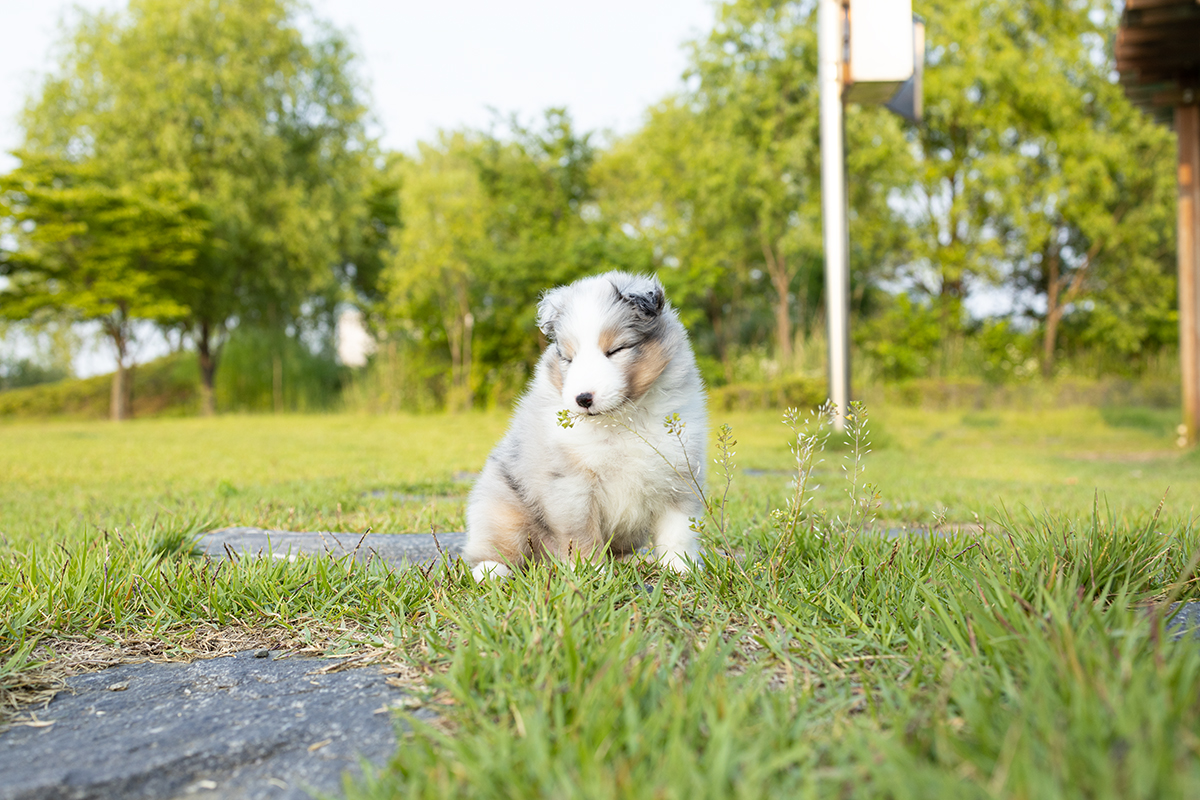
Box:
left=1116, top=0, right=1200, bottom=442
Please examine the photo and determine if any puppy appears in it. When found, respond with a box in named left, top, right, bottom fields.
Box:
left=464, top=271, right=707, bottom=580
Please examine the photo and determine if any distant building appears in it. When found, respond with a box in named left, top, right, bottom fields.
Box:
left=336, top=308, right=375, bottom=368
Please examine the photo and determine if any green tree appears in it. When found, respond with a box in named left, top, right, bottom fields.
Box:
left=902, top=0, right=1176, bottom=372
left=474, top=110, right=648, bottom=379
left=384, top=112, right=647, bottom=410
left=0, top=155, right=203, bottom=419
left=973, top=3, right=1177, bottom=374
left=598, top=0, right=910, bottom=379
left=15, top=0, right=391, bottom=414
left=388, top=133, right=492, bottom=412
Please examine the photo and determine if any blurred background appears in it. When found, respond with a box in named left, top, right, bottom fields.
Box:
left=0, top=0, right=1185, bottom=423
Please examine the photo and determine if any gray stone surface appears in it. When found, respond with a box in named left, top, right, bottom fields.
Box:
left=1169, top=601, right=1200, bottom=639
left=198, top=528, right=465, bottom=568
left=0, top=651, right=428, bottom=800
left=196, top=526, right=967, bottom=568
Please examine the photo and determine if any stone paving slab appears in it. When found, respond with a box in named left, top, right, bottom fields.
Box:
left=1168, top=601, right=1200, bottom=639
left=197, top=528, right=465, bottom=567
left=0, top=651, right=429, bottom=800
left=196, top=526, right=978, bottom=569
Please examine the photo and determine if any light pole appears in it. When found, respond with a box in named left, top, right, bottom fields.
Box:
left=818, top=0, right=850, bottom=431
left=817, top=0, right=921, bottom=430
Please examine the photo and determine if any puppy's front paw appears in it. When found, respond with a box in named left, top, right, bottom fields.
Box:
left=471, top=560, right=513, bottom=582
left=656, top=551, right=693, bottom=574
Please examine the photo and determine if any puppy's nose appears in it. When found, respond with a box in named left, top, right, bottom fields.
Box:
left=575, top=392, right=594, bottom=409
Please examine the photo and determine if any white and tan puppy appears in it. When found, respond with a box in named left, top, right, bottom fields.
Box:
left=464, top=271, right=707, bottom=580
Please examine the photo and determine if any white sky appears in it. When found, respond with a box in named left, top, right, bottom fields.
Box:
left=0, top=0, right=717, bottom=374
left=0, top=0, right=716, bottom=172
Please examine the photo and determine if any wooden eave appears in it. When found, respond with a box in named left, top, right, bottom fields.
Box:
left=1116, top=0, right=1200, bottom=126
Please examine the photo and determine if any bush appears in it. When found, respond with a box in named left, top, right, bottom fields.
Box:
left=975, top=319, right=1039, bottom=383
left=216, top=327, right=347, bottom=413
left=708, top=375, right=826, bottom=411
left=0, top=359, right=69, bottom=391
left=855, top=295, right=942, bottom=381
left=876, top=376, right=1181, bottom=411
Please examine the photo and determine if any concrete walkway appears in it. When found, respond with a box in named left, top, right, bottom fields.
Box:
left=197, top=527, right=466, bottom=567
left=0, top=651, right=430, bottom=800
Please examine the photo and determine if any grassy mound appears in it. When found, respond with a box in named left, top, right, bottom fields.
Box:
left=0, top=352, right=200, bottom=420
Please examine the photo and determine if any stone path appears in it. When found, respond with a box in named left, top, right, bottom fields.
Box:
left=197, top=527, right=465, bottom=568
left=0, top=650, right=430, bottom=800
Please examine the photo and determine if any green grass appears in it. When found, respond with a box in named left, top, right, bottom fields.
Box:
left=2, top=404, right=1197, bottom=547
left=352, top=522, right=1200, bottom=799
left=2, top=404, right=1200, bottom=797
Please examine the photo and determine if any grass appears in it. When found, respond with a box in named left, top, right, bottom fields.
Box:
left=2, top=404, right=1197, bottom=546
left=2, top=403, right=1200, bottom=797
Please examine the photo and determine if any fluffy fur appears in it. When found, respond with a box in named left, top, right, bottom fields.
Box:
left=464, top=271, right=707, bottom=580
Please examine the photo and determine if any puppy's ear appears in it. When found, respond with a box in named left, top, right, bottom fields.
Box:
left=537, top=287, right=564, bottom=340
left=623, top=279, right=665, bottom=320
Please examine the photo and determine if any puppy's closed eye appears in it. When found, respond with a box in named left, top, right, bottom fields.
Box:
left=605, top=340, right=641, bottom=358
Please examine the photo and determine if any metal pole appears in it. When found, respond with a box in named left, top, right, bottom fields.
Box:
left=1178, top=101, right=1200, bottom=445
left=819, top=0, right=850, bottom=430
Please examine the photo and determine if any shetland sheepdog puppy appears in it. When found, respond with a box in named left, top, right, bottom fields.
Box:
left=464, top=271, right=707, bottom=581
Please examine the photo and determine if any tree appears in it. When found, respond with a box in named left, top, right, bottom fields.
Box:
left=473, top=110, right=647, bottom=378
left=598, top=0, right=910, bottom=378
left=15, top=0, right=391, bottom=414
left=973, top=3, right=1177, bottom=374
left=0, top=155, right=202, bottom=419
left=384, top=111, right=648, bottom=410
left=388, top=133, right=491, bottom=412
left=900, top=0, right=1176, bottom=370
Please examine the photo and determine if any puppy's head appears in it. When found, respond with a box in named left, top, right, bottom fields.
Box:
left=539, top=272, right=673, bottom=415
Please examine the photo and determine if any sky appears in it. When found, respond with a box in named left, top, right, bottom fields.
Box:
left=0, top=0, right=717, bottom=172
left=0, top=0, right=718, bottom=374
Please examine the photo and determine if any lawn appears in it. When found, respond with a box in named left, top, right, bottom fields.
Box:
left=1, top=404, right=1195, bottom=546
left=2, top=403, right=1199, bottom=797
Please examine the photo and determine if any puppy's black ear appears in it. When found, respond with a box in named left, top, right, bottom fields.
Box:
left=623, top=281, right=665, bottom=319
left=537, top=287, right=564, bottom=340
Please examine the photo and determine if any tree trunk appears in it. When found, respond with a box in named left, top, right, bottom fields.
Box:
left=443, top=309, right=462, bottom=412
left=272, top=350, right=284, bottom=413
left=1042, top=240, right=1062, bottom=379
left=761, top=237, right=793, bottom=369
left=110, top=361, right=129, bottom=422
left=462, top=310, right=475, bottom=411
left=442, top=282, right=475, bottom=412
left=197, top=320, right=218, bottom=416
left=107, top=313, right=131, bottom=422
left=1042, top=229, right=1095, bottom=379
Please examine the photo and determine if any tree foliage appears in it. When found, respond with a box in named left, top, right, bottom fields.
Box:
left=0, top=154, right=204, bottom=418
left=1, top=0, right=1182, bottom=415
left=8, top=0, right=395, bottom=413
left=383, top=112, right=652, bottom=409
left=596, top=0, right=911, bottom=381
left=902, top=0, right=1176, bottom=370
